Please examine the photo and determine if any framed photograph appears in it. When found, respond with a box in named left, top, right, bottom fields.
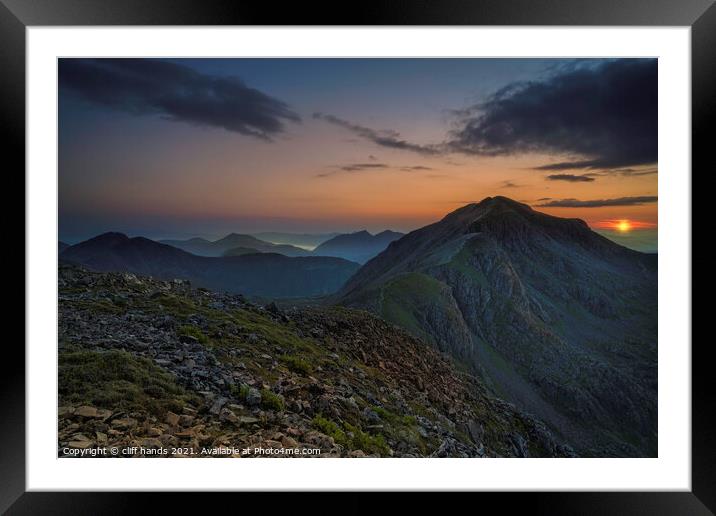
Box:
left=6, top=0, right=709, bottom=512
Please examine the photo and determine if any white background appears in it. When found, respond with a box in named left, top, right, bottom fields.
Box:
left=26, top=27, right=691, bottom=491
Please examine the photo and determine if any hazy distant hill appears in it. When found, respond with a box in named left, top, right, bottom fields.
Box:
left=59, top=241, right=70, bottom=253
left=338, top=197, right=657, bottom=457
left=61, top=232, right=358, bottom=298
left=160, top=233, right=310, bottom=257
left=313, top=230, right=404, bottom=264
left=252, top=232, right=340, bottom=250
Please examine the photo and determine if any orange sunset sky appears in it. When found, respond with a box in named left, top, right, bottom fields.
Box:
left=59, top=58, right=657, bottom=251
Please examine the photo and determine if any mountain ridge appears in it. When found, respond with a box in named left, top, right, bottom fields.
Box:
left=337, top=196, right=657, bottom=456
left=313, top=229, right=405, bottom=264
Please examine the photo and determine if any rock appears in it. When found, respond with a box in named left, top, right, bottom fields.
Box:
left=140, top=438, right=163, bottom=449
left=178, top=415, right=195, bottom=427
left=58, top=406, right=75, bottom=418
left=175, top=429, right=194, bottom=439
left=363, top=408, right=381, bottom=424
left=146, top=427, right=163, bottom=437
left=281, top=435, right=298, bottom=448
left=179, top=334, right=199, bottom=345
left=219, top=409, right=239, bottom=425
left=111, top=417, right=137, bottom=430
left=68, top=439, right=94, bottom=449
left=348, top=449, right=366, bottom=458
left=468, top=420, right=484, bottom=444
left=245, top=388, right=261, bottom=407
left=511, top=433, right=530, bottom=458
left=75, top=406, right=98, bottom=418
left=96, top=409, right=113, bottom=420
left=238, top=416, right=260, bottom=425
left=210, top=397, right=228, bottom=415
left=165, top=412, right=180, bottom=426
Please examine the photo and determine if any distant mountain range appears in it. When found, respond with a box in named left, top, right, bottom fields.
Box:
left=160, top=233, right=311, bottom=257
left=252, top=232, right=340, bottom=250
left=313, top=230, right=405, bottom=264
left=337, top=196, right=657, bottom=456
left=60, top=232, right=359, bottom=298
left=161, top=230, right=404, bottom=264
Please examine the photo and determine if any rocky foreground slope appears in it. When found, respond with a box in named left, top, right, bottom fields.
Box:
left=58, top=263, right=573, bottom=458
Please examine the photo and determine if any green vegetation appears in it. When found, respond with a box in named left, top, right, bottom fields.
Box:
left=280, top=354, right=314, bottom=375
left=372, top=405, right=416, bottom=427
left=69, top=298, right=125, bottom=315
left=449, top=244, right=489, bottom=287
left=380, top=273, right=444, bottom=336
left=260, top=389, right=285, bottom=411
left=229, top=382, right=251, bottom=401
left=58, top=349, right=198, bottom=416
left=178, top=324, right=209, bottom=344
left=312, top=415, right=390, bottom=456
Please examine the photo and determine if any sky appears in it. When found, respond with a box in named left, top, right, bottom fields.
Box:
left=58, top=58, right=657, bottom=251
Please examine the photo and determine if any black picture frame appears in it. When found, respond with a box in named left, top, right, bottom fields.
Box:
left=3, top=0, right=710, bottom=513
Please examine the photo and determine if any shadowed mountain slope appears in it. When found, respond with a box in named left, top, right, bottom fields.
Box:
left=338, top=196, right=657, bottom=456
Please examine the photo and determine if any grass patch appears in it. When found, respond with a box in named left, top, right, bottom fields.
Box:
left=178, top=324, right=209, bottom=345
left=379, top=272, right=451, bottom=343
left=260, top=389, right=285, bottom=411
left=372, top=405, right=416, bottom=427
left=229, top=383, right=251, bottom=401
left=58, top=349, right=198, bottom=416
left=279, top=354, right=314, bottom=376
left=69, top=298, right=125, bottom=315
left=231, top=309, right=319, bottom=354
left=312, top=415, right=391, bottom=456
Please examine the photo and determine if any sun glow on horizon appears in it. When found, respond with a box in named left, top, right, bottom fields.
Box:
left=591, top=219, right=657, bottom=232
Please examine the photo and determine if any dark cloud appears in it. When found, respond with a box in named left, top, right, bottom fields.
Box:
left=339, top=163, right=389, bottom=172
left=59, top=59, right=300, bottom=140
left=500, top=180, right=522, bottom=188
left=449, top=59, right=657, bottom=170
left=400, top=166, right=433, bottom=171
left=315, top=163, right=389, bottom=177
left=316, top=162, right=433, bottom=178
left=546, top=174, right=596, bottom=182
left=536, top=196, right=657, bottom=208
left=590, top=167, right=658, bottom=177
left=312, top=113, right=441, bottom=155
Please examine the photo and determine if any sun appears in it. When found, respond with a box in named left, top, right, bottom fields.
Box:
left=616, top=220, right=632, bottom=232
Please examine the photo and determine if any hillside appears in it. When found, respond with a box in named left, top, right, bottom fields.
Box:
left=338, top=196, right=657, bottom=456
left=61, top=233, right=358, bottom=299
left=57, top=264, right=573, bottom=458
left=313, top=230, right=404, bottom=264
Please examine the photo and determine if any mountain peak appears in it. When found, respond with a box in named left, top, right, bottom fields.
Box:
left=479, top=195, right=532, bottom=209
left=87, top=232, right=130, bottom=244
